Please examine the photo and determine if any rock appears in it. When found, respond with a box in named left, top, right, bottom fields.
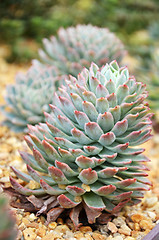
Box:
left=23, top=228, right=37, bottom=240
left=92, top=232, right=106, bottom=240
left=107, top=222, right=118, bottom=233
left=144, top=197, right=158, bottom=208
left=48, top=222, right=57, bottom=230
left=80, top=226, right=92, bottom=233
left=36, top=226, right=46, bottom=238
left=41, top=232, right=63, bottom=240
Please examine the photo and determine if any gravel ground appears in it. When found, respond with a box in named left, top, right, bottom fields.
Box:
left=0, top=45, right=159, bottom=240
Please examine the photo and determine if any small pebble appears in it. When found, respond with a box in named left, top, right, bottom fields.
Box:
left=107, top=222, right=118, bottom=233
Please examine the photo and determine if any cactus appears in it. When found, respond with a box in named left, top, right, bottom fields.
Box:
left=35, top=24, right=126, bottom=76
left=1, top=65, right=60, bottom=132
left=9, top=61, right=152, bottom=227
left=0, top=194, right=17, bottom=240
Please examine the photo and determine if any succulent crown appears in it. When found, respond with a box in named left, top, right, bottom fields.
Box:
left=35, top=24, right=126, bottom=76
left=10, top=61, right=152, bottom=227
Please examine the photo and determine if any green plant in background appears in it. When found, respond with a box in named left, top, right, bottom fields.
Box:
left=126, top=30, right=153, bottom=73
left=0, top=65, right=60, bottom=132
left=0, top=194, right=17, bottom=240
left=9, top=61, right=152, bottom=228
left=36, top=24, right=126, bottom=76
left=143, top=49, right=159, bottom=132
left=148, top=21, right=159, bottom=41
left=0, top=19, right=25, bottom=44
left=6, top=39, right=39, bottom=64
left=1, top=0, right=159, bottom=63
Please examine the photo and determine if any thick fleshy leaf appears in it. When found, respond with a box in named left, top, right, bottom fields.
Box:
left=96, top=84, right=109, bottom=98
left=99, top=132, right=116, bottom=146
left=57, top=193, right=82, bottom=208
left=33, top=147, right=49, bottom=172
left=110, top=105, right=121, bottom=123
left=97, top=112, right=114, bottom=132
left=54, top=137, right=80, bottom=149
left=83, top=192, right=105, bottom=210
left=79, top=168, right=98, bottom=184
left=48, top=166, right=71, bottom=184
left=66, top=185, right=86, bottom=196
left=74, top=110, right=90, bottom=129
left=11, top=166, right=32, bottom=183
left=71, top=128, right=93, bottom=144
left=107, top=93, right=117, bottom=108
left=58, top=96, right=76, bottom=121
left=10, top=177, right=44, bottom=196
left=116, top=84, right=129, bottom=104
left=92, top=184, right=116, bottom=196
left=112, top=119, right=128, bottom=136
left=83, top=144, right=103, bottom=155
left=85, top=122, right=103, bottom=140
left=75, top=155, right=95, bottom=169
left=42, top=140, right=61, bottom=161
left=55, top=160, right=78, bottom=177
left=98, top=168, right=118, bottom=178
left=82, top=101, right=98, bottom=121
left=96, top=97, right=109, bottom=113
left=40, top=179, right=66, bottom=195
left=20, top=151, right=45, bottom=173
left=105, top=79, right=115, bottom=94
left=83, top=90, right=96, bottom=105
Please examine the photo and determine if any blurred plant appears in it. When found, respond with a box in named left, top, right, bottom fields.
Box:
left=0, top=19, right=24, bottom=43
left=1, top=0, right=159, bottom=44
left=127, top=30, right=153, bottom=73
left=0, top=194, right=17, bottom=240
left=6, top=39, right=38, bottom=63
left=36, top=24, right=126, bottom=76
left=148, top=21, right=159, bottom=41
left=0, top=65, right=61, bottom=132
left=144, top=48, right=159, bottom=131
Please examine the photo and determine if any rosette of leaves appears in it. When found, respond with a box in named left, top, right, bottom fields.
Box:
left=9, top=61, right=152, bottom=228
left=1, top=65, right=60, bottom=132
left=35, top=24, right=126, bottom=76
left=0, top=194, right=17, bottom=240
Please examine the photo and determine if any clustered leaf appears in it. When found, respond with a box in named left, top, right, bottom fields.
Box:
left=0, top=65, right=60, bottom=132
left=34, top=24, right=126, bottom=76
left=9, top=61, right=152, bottom=228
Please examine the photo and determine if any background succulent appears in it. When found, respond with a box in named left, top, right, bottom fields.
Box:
left=35, top=24, right=126, bottom=76
left=9, top=61, right=152, bottom=228
left=1, top=65, right=60, bottom=132
left=0, top=194, right=17, bottom=240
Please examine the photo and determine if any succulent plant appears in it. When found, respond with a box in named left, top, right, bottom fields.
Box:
left=9, top=61, right=152, bottom=228
left=0, top=194, right=17, bottom=240
left=35, top=24, right=126, bottom=76
left=1, top=64, right=60, bottom=132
